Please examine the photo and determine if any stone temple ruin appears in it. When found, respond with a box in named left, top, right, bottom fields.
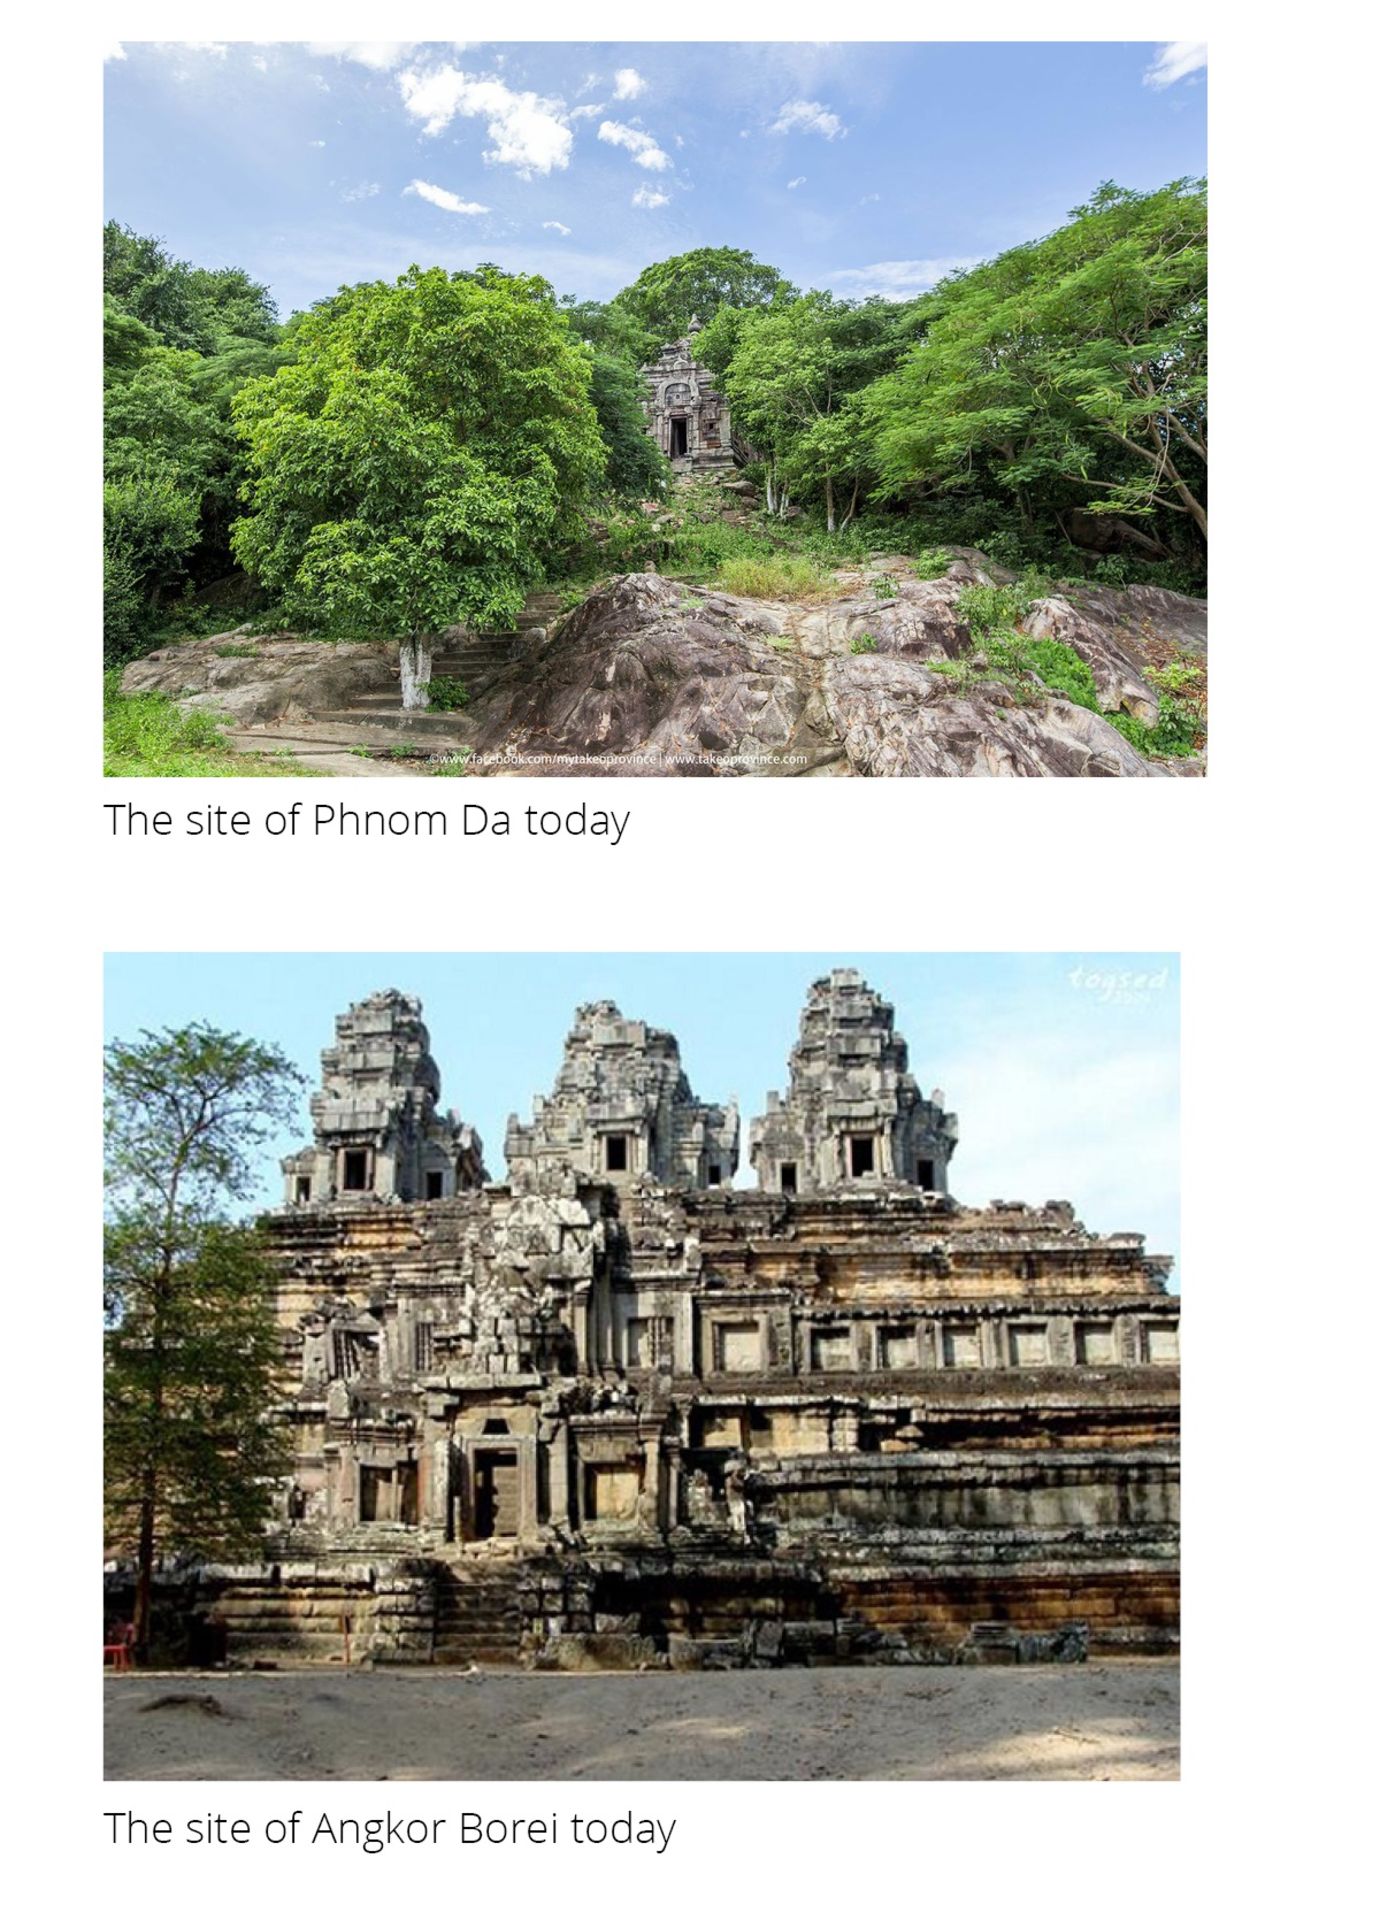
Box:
left=640, top=317, right=736, bottom=476
left=152, top=972, right=1180, bottom=1670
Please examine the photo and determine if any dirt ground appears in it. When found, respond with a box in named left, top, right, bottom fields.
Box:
left=104, top=1658, right=1178, bottom=1782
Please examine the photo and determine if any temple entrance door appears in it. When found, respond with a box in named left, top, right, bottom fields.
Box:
left=473, top=1450, right=519, bottom=1540
left=670, top=417, right=688, bottom=458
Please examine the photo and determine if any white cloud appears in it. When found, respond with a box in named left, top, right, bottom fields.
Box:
left=543, top=220, right=572, bottom=236
left=859, top=191, right=881, bottom=205
left=399, top=66, right=573, bottom=175
left=632, top=186, right=669, bottom=209
left=771, top=99, right=845, bottom=140
left=569, top=103, right=605, bottom=121
left=308, top=43, right=419, bottom=71
left=613, top=67, right=647, bottom=101
left=251, top=53, right=269, bottom=72
left=404, top=179, right=490, bottom=216
left=155, top=40, right=228, bottom=59
left=105, top=44, right=126, bottom=62
left=341, top=181, right=381, bottom=202
left=308, top=139, right=327, bottom=148
left=787, top=176, right=806, bottom=190
left=599, top=120, right=671, bottom=171
left=829, top=256, right=982, bottom=300
left=1143, top=42, right=1208, bottom=89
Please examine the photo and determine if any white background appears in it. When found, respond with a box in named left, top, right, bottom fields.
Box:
left=5, top=2, right=1371, bottom=1914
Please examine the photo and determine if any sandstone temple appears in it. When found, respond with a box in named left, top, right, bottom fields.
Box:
left=640, top=317, right=736, bottom=475
left=137, top=971, right=1181, bottom=1670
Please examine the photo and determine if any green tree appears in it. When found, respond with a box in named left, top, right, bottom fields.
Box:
left=704, top=294, right=910, bottom=527
left=588, top=352, right=669, bottom=498
left=104, top=1025, right=306, bottom=1661
left=612, top=246, right=796, bottom=346
left=865, top=180, right=1207, bottom=547
left=102, top=226, right=287, bottom=661
left=230, top=265, right=606, bottom=673
left=559, top=295, right=659, bottom=370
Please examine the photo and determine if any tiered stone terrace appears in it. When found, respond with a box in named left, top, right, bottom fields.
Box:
left=148, top=972, right=1180, bottom=1669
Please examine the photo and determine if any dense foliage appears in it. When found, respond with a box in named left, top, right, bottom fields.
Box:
left=231, top=266, right=606, bottom=638
left=103, top=223, right=284, bottom=662
left=102, top=183, right=1206, bottom=670
left=610, top=244, right=796, bottom=346
left=104, top=1024, right=306, bottom=1658
left=863, top=180, right=1206, bottom=563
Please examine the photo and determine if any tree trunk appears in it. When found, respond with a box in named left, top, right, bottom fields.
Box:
left=399, top=633, right=433, bottom=711
left=825, top=476, right=836, bottom=535
left=133, top=1468, right=156, bottom=1664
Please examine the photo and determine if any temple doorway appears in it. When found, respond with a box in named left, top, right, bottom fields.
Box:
left=473, top=1450, right=519, bottom=1539
left=670, top=418, right=688, bottom=458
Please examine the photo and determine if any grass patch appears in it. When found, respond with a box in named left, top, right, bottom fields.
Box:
left=214, top=642, right=259, bottom=660
left=850, top=632, right=879, bottom=655
left=104, top=672, right=315, bottom=777
left=715, top=552, right=840, bottom=602
left=430, top=750, right=472, bottom=776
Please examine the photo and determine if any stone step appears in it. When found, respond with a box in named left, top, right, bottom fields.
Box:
left=312, top=709, right=473, bottom=737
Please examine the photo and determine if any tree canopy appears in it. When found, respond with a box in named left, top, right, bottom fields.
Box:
left=611, top=245, right=796, bottom=348
left=698, top=294, right=915, bottom=527
left=865, top=180, right=1207, bottom=543
left=230, top=265, right=607, bottom=638
left=103, top=223, right=285, bottom=663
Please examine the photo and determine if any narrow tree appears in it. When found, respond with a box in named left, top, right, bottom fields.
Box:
left=104, top=1024, right=305, bottom=1662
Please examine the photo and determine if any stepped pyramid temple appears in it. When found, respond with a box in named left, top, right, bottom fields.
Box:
left=640, top=317, right=736, bottom=475
left=135, top=972, right=1180, bottom=1670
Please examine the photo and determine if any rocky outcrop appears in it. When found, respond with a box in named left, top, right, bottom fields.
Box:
left=121, top=630, right=398, bottom=725
left=1025, top=583, right=1206, bottom=727
left=119, top=557, right=1206, bottom=778
left=466, top=566, right=1204, bottom=777
left=821, top=654, right=1161, bottom=778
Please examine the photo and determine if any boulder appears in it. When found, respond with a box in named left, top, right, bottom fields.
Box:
left=467, top=573, right=827, bottom=775
left=121, top=631, right=398, bottom=725
left=1025, top=582, right=1205, bottom=724
left=822, top=654, right=1170, bottom=778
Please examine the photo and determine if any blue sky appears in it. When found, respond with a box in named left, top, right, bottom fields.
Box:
left=104, top=41, right=1207, bottom=318
left=104, top=953, right=1180, bottom=1283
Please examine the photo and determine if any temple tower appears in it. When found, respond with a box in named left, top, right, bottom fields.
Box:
left=506, top=1000, right=738, bottom=1191
left=749, top=969, right=959, bottom=1194
left=640, top=317, right=736, bottom=475
left=282, top=990, right=486, bottom=1204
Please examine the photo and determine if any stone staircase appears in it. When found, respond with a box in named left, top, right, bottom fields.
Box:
left=432, top=1556, right=527, bottom=1667
left=428, top=592, right=564, bottom=696
left=224, top=592, right=564, bottom=771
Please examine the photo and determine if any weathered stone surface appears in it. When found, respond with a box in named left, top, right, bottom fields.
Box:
left=282, top=990, right=485, bottom=1206
left=115, top=971, right=1179, bottom=1670
left=467, top=573, right=825, bottom=774
left=750, top=969, right=957, bottom=1194
left=507, top=1000, right=738, bottom=1193
left=120, top=557, right=1206, bottom=778
left=640, top=317, right=736, bottom=475
left=120, top=630, right=397, bottom=724
left=821, top=655, right=1167, bottom=778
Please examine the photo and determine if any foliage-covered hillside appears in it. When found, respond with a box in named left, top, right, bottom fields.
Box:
left=103, top=180, right=1205, bottom=665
